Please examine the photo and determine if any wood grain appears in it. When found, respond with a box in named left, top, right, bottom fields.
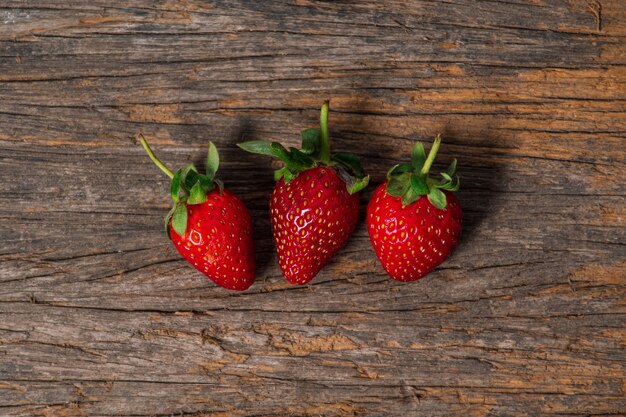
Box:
left=1, top=1, right=625, bottom=416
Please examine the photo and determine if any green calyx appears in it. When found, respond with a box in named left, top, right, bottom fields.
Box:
left=139, top=135, right=224, bottom=238
left=237, top=101, right=369, bottom=194
left=386, top=135, right=459, bottom=209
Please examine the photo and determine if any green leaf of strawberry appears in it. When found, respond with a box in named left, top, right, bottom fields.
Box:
left=237, top=101, right=369, bottom=195
left=410, top=174, right=429, bottom=195
left=427, top=187, right=447, bottom=209
left=332, top=152, right=366, bottom=178
left=386, top=172, right=411, bottom=197
left=384, top=135, right=460, bottom=209
left=236, top=140, right=275, bottom=156
left=170, top=169, right=183, bottom=203
left=300, top=128, right=321, bottom=156
left=187, top=181, right=207, bottom=204
left=411, top=142, right=426, bottom=171
left=171, top=202, right=188, bottom=236
left=386, top=163, right=414, bottom=179
left=205, top=141, right=219, bottom=180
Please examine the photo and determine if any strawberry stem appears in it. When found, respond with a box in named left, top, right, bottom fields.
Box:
left=419, top=134, right=441, bottom=177
left=319, top=100, right=330, bottom=164
left=139, top=135, right=174, bottom=179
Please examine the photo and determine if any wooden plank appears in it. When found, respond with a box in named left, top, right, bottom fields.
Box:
left=0, top=1, right=625, bottom=416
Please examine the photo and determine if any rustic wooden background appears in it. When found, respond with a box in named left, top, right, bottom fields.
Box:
left=1, top=1, right=625, bottom=416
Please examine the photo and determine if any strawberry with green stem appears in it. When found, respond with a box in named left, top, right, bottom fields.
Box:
left=367, top=135, right=462, bottom=281
left=140, top=136, right=255, bottom=290
left=238, top=101, right=369, bottom=284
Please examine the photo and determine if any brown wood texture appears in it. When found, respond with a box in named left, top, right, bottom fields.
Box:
left=1, top=1, right=625, bottom=416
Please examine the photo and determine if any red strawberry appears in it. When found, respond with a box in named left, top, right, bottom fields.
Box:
left=238, top=101, right=369, bottom=284
left=367, top=136, right=462, bottom=281
left=140, top=136, right=255, bottom=290
left=270, top=166, right=360, bottom=283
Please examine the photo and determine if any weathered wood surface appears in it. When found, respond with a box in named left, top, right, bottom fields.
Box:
left=1, top=0, right=625, bottom=415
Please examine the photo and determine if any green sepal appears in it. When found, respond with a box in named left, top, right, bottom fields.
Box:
left=214, top=178, right=224, bottom=193
left=197, top=175, right=212, bottom=190
left=274, top=167, right=289, bottom=181
left=187, top=173, right=214, bottom=205
left=332, top=152, right=365, bottom=178
left=283, top=169, right=297, bottom=183
left=300, top=128, right=321, bottom=157
left=402, top=185, right=420, bottom=206
left=336, top=166, right=370, bottom=194
left=287, top=147, right=316, bottom=170
left=347, top=175, right=370, bottom=194
left=436, top=176, right=460, bottom=192
left=411, top=142, right=426, bottom=172
left=385, top=137, right=459, bottom=209
left=433, top=161, right=460, bottom=191
left=270, top=142, right=291, bottom=163
left=427, top=187, right=447, bottom=209
left=171, top=203, right=188, bottom=236
left=187, top=181, right=207, bottom=204
left=236, top=141, right=276, bottom=156
left=283, top=169, right=296, bottom=183
left=274, top=166, right=298, bottom=183
left=426, top=177, right=438, bottom=189
left=446, top=159, right=457, bottom=177
left=237, top=141, right=316, bottom=180
left=205, top=141, right=219, bottom=181
left=386, top=164, right=414, bottom=180
left=410, top=174, right=429, bottom=195
left=180, top=164, right=199, bottom=192
left=237, top=141, right=292, bottom=163
left=386, top=172, right=411, bottom=197
left=170, top=169, right=183, bottom=203
left=446, top=181, right=460, bottom=192
left=237, top=141, right=314, bottom=174
left=164, top=204, right=178, bottom=238
left=331, top=152, right=368, bottom=194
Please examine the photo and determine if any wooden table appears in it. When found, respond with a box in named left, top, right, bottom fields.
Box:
left=1, top=1, right=625, bottom=416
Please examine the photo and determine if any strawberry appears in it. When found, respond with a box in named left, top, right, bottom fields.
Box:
left=367, top=135, right=462, bottom=281
left=238, top=101, right=369, bottom=284
left=139, top=136, right=255, bottom=290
